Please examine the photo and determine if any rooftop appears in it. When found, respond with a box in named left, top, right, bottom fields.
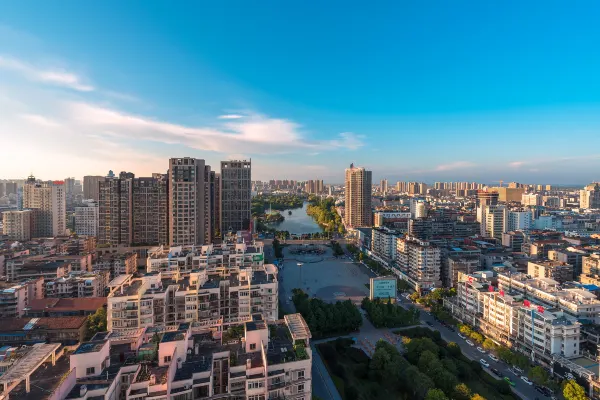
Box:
left=27, top=297, right=107, bottom=312
left=74, top=340, right=107, bottom=354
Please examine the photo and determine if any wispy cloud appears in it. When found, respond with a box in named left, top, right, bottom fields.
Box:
left=218, top=114, right=244, bottom=119
left=435, top=161, right=475, bottom=171
left=0, top=55, right=94, bottom=91
left=509, top=161, right=525, bottom=168
left=19, top=113, right=61, bottom=128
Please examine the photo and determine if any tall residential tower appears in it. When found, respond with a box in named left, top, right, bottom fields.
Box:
left=220, top=160, right=251, bottom=234
left=344, top=164, right=372, bottom=228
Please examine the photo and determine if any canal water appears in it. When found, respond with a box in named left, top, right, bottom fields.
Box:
left=265, top=202, right=323, bottom=234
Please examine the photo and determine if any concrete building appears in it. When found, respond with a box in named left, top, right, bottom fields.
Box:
left=0, top=278, right=44, bottom=318
left=94, top=252, right=138, bottom=279
left=380, top=179, right=388, bottom=195
left=2, top=210, right=32, bottom=241
left=491, top=187, right=525, bottom=203
left=507, top=209, right=533, bottom=232
left=395, top=236, right=441, bottom=292
left=549, top=249, right=588, bottom=278
left=54, top=313, right=312, bottom=400
left=476, top=191, right=499, bottom=236
left=0, top=316, right=87, bottom=346
left=169, top=157, right=212, bottom=246
left=23, top=176, right=66, bottom=237
left=502, top=231, right=525, bottom=252
left=528, top=260, right=574, bottom=284
left=344, top=164, right=372, bottom=228
left=580, top=253, right=600, bottom=286
left=107, top=264, right=278, bottom=331
left=371, top=227, right=401, bottom=265
left=410, top=197, right=427, bottom=219
left=522, top=193, right=542, bottom=206
left=74, top=202, right=98, bottom=237
left=484, top=205, right=507, bottom=240
left=45, top=272, right=109, bottom=298
left=132, top=174, right=168, bottom=246
left=220, top=160, right=252, bottom=234
left=210, top=171, right=221, bottom=239
left=373, top=211, right=411, bottom=228
left=98, top=172, right=134, bottom=246
left=443, top=255, right=480, bottom=288
left=581, top=183, right=600, bottom=209
left=83, top=176, right=105, bottom=201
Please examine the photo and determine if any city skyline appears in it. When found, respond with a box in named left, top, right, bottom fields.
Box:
left=3, top=3, right=600, bottom=183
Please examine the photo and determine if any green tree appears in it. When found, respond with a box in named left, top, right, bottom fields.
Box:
left=418, top=350, right=441, bottom=375
left=86, top=307, right=107, bottom=339
left=453, top=383, right=471, bottom=400
left=529, top=366, right=549, bottom=385
left=482, top=338, right=496, bottom=351
left=447, top=342, right=462, bottom=357
left=358, top=252, right=364, bottom=262
left=563, top=379, right=587, bottom=400
left=425, top=388, right=448, bottom=400
left=458, top=324, right=473, bottom=337
left=470, top=332, right=484, bottom=343
left=470, top=395, right=486, bottom=400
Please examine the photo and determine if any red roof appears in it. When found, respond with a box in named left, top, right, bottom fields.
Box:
left=0, top=316, right=88, bottom=331
left=27, top=297, right=107, bottom=312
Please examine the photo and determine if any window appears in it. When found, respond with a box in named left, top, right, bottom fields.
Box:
left=297, top=384, right=304, bottom=393
left=297, top=370, right=305, bottom=379
left=86, top=367, right=96, bottom=375
left=164, top=355, right=172, bottom=363
left=248, top=381, right=264, bottom=389
left=250, top=343, right=256, bottom=350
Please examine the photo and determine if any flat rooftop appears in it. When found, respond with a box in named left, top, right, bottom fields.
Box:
left=74, top=340, right=106, bottom=354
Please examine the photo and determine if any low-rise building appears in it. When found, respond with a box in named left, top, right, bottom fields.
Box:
left=25, top=297, right=107, bottom=317
left=94, top=252, right=138, bottom=279
left=0, top=316, right=87, bottom=346
left=2, top=210, right=32, bottom=241
left=528, top=260, right=574, bottom=284
left=0, top=278, right=44, bottom=318
left=45, top=271, right=109, bottom=298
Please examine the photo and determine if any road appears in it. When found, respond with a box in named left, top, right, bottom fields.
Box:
left=395, top=295, right=549, bottom=400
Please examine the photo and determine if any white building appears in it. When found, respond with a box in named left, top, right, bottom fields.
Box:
left=74, top=202, right=99, bottom=237
left=507, top=209, right=533, bottom=232
left=395, top=236, right=441, bottom=291
left=533, top=214, right=563, bottom=230
left=484, top=205, right=507, bottom=240
left=522, top=193, right=542, bottom=206
left=371, top=227, right=401, bottom=265
left=410, top=198, right=427, bottom=219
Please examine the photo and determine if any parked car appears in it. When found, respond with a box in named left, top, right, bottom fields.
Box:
left=477, top=347, right=486, bottom=353
left=489, top=354, right=499, bottom=362
left=491, top=368, right=502, bottom=377
left=535, top=385, right=546, bottom=395
left=447, top=326, right=456, bottom=332
left=480, top=359, right=490, bottom=368
left=458, top=333, right=466, bottom=339
left=466, top=340, right=474, bottom=346
left=426, top=321, right=434, bottom=327
left=504, top=377, right=515, bottom=386
left=521, top=376, right=533, bottom=385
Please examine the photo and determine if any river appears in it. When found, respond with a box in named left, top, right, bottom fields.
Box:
left=265, top=202, right=323, bottom=234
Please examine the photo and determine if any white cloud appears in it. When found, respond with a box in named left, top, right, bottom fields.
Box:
left=509, top=161, right=525, bottom=168
left=19, top=113, right=61, bottom=128
left=435, top=161, right=475, bottom=171
left=0, top=55, right=94, bottom=91
left=218, top=114, right=244, bottom=119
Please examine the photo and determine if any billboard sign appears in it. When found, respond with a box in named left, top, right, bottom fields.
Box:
left=252, top=254, right=264, bottom=262
left=370, top=277, right=396, bottom=301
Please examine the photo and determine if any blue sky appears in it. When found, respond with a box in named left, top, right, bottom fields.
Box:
left=1, top=1, right=600, bottom=184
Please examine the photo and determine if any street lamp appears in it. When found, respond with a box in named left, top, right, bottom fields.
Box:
left=297, top=263, right=304, bottom=290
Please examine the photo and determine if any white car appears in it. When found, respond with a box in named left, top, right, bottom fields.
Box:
left=521, top=376, right=533, bottom=385
left=513, top=366, right=524, bottom=374
left=466, top=340, right=474, bottom=346
left=480, top=359, right=489, bottom=368
left=477, top=347, right=486, bottom=353
left=458, top=333, right=466, bottom=339
left=489, top=354, right=499, bottom=362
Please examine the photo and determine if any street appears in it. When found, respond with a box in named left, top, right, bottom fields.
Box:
left=395, top=295, right=549, bottom=400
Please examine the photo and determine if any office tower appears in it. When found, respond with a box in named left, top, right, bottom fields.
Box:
left=380, top=179, right=388, bottom=195
left=2, top=210, right=32, bottom=241
left=344, top=164, right=372, bottom=228
left=132, top=174, right=169, bottom=245
left=23, top=176, right=67, bottom=237
left=98, top=172, right=134, bottom=246
left=64, top=177, right=76, bottom=195
left=74, top=202, right=99, bottom=237
left=83, top=176, right=106, bottom=201
left=220, top=160, right=251, bottom=234
left=210, top=171, right=222, bottom=239
left=169, top=158, right=212, bottom=246
left=484, top=205, right=507, bottom=240
left=580, top=183, right=600, bottom=209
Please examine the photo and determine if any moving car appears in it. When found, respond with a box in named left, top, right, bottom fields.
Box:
left=504, top=377, right=515, bottom=386
left=521, top=376, right=533, bottom=385
left=458, top=333, right=466, bottom=339
left=512, top=366, right=524, bottom=374
left=477, top=346, right=486, bottom=353
left=489, top=354, right=499, bottom=362
left=466, top=340, right=474, bottom=346
left=480, top=359, right=489, bottom=368
left=490, top=368, right=502, bottom=377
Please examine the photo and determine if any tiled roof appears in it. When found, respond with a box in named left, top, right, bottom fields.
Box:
left=0, top=316, right=88, bottom=331
left=27, top=297, right=106, bottom=312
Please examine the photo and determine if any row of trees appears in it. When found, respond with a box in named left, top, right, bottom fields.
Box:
left=331, top=241, right=344, bottom=256
left=306, top=196, right=344, bottom=233
left=273, top=238, right=284, bottom=258
left=251, top=193, right=305, bottom=216
left=361, top=297, right=420, bottom=328
left=292, top=289, right=362, bottom=337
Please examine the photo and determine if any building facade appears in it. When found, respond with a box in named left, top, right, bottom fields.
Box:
left=220, top=160, right=252, bottom=234
left=132, top=174, right=168, bottom=246
left=98, top=172, right=134, bottom=246
left=23, top=176, right=67, bottom=237
left=394, top=236, right=441, bottom=292
left=74, top=202, right=99, bottom=237
left=83, top=176, right=105, bottom=201
left=344, top=164, right=372, bottom=228
left=2, top=210, right=32, bottom=241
